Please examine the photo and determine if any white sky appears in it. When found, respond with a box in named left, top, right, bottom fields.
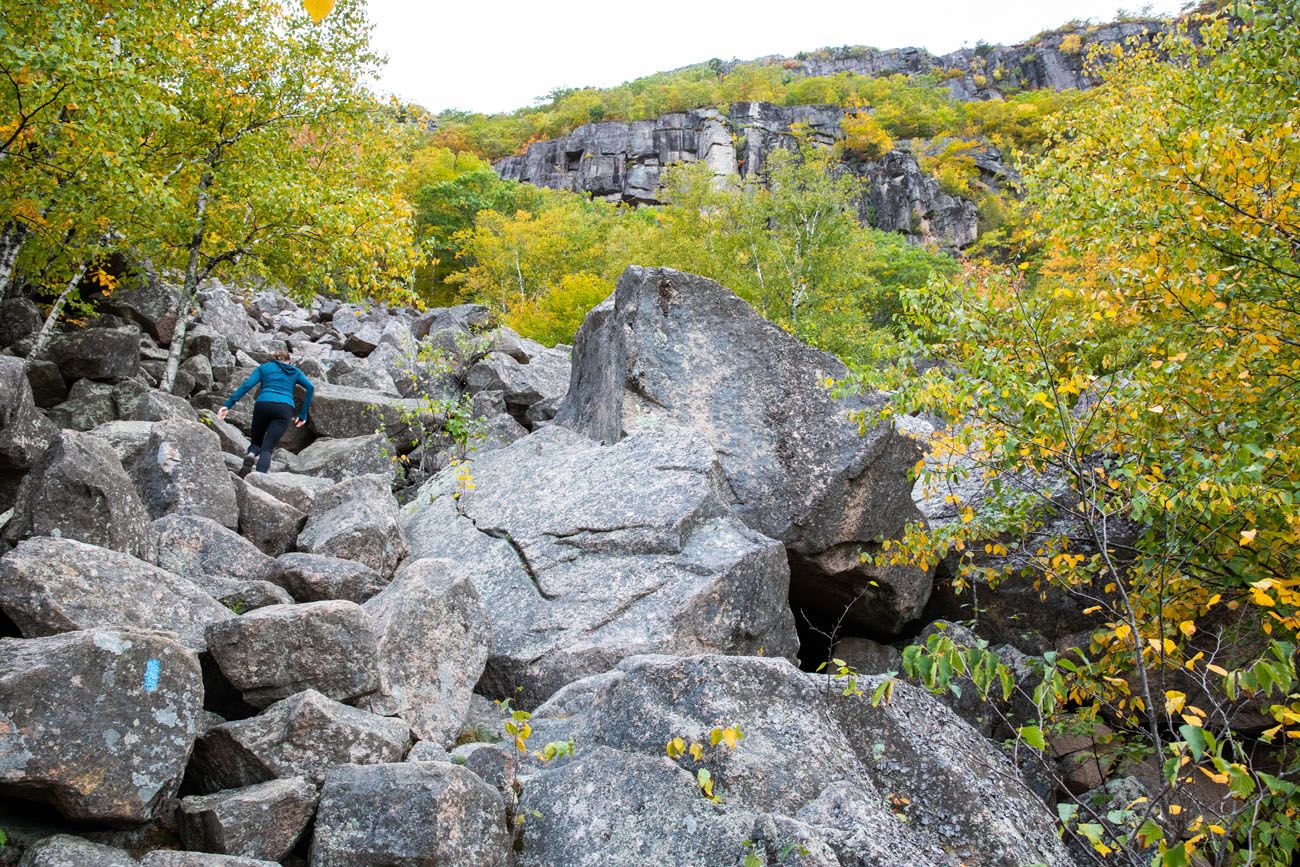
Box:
left=366, top=0, right=1187, bottom=114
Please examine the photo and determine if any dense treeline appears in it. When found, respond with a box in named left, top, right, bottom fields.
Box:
left=858, top=4, right=1300, bottom=863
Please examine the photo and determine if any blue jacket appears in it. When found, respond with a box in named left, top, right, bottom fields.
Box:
left=225, top=361, right=315, bottom=420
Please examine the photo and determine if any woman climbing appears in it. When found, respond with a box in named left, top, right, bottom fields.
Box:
left=216, top=348, right=315, bottom=475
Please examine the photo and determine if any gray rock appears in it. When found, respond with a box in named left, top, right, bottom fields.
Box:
left=178, top=777, right=318, bottom=862
left=24, top=358, right=67, bottom=408
left=0, top=355, right=58, bottom=510
left=16, top=835, right=139, bottom=866
left=187, top=689, right=410, bottom=792
left=412, top=303, right=491, bottom=339
left=114, top=380, right=199, bottom=423
left=235, top=480, right=306, bottom=557
left=0, top=537, right=234, bottom=651
left=47, top=326, right=140, bottom=381
left=297, top=475, right=406, bottom=577
left=306, top=384, right=426, bottom=444
left=3, top=432, right=156, bottom=560
left=464, top=347, right=570, bottom=421
left=48, top=379, right=119, bottom=431
left=0, top=298, right=41, bottom=349
left=193, top=413, right=249, bottom=460
left=828, top=636, right=902, bottom=674
left=179, top=354, right=214, bottom=392
left=132, top=419, right=239, bottom=530
left=205, top=601, right=379, bottom=708
left=85, top=420, right=155, bottom=467
left=513, top=747, right=841, bottom=867
left=199, top=290, right=263, bottom=356
left=554, top=266, right=931, bottom=635
left=284, top=434, right=394, bottom=483
left=405, top=741, right=451, bottom=763
left=207, top=580, right=293, bottom=613
left=0, top=629, right=202, bottom=823
left=105, top=272, right=180, bottom=344
left=243, top=472, right=331, bottom=514
left=516, top=654, right=1075, bottom=867
left=152, top=515, right=276, bottom=587
left=269, top=553, right=387, bottom=603
left=401, top=424, right=796, bottom=704
left=310, top=763, right=508, bottom=867
left=359, top=559, right=489, bottom=745
left=139, top=853, right=278, bottom=867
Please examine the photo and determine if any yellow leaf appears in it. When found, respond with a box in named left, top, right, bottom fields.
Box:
left=1240, top=528, right=1258, bottom=545
left=1168, top=804, right=1182, bottom=815
left=722, top=727, right=738, bottom=750
left=1179, top=620, right=1196, bottom=638
left=1148, top=404, right=1164, bottom=414
left=689, top=743, right=703, bottom=762
left=303, top=0, right=335, bottom=23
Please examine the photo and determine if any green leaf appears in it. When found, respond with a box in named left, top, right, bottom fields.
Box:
left=1017, top=725, right=1047, bottom=751
left=743, top=854, right=763, bottom=867
left=1179, top=724, right=1206, bottom=762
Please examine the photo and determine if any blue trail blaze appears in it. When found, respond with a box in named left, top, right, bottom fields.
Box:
left=143, top=658, right=160, bottom=693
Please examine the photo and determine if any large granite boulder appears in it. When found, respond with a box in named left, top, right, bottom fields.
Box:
left=114, top=379, right=199, bottom=423
left=0, top=629, right=203, bottom=823
left=243, top=472, right=331, bottom=514
left=2, top=431, right=156, bottom=560
left=310, top=763, right=508, bottom=867
left=205, top=601, right=380, bottom=708
left=515, top=654, right=1075, bottom=867
left=178, top=777, right=318, bottom=862
left=306, top=384, right=427, bottom=443
left=47, top=378, right=118, bottom=431
left=0, top=355, right=58, bottom=510
left=268, top=553, right=387, bottom=604
left=283, top=434, right=393, bottom=482
left=234, top=479, right=306, bottom=557
left=297, top=475, right=406, bottom=577
left=106, top=273, right=180, bottom=344
left=0, top=537, right=234, bottom=652
left=186, top=689, right=410, bottom=793
left=139, top=852, right=278, bottom=866
left=47, top=325, right=141, bottom=381
left=358, top=559, right=490, bottom=745
left=15, top=834, right=139, bottom=866
left=401, top=424, right=796, bottom=705
left=152, top=515, right=276, bottom=587
left=464, top=345, right=571, bottom=423
left=554, top=266, right=932, bottom=635
left=131, top=419, right=240, bottom=530
left=0, top=297, right=41, bottom=348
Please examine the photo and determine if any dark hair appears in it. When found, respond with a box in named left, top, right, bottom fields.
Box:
left=273, top=348, right=291, bottom=362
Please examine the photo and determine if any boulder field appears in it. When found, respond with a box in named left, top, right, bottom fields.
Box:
left=0, top=266, right=1081, bottom=865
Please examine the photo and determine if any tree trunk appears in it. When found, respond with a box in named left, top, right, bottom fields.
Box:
left=160, top=163, right=216, bottom=393
left=26, top=258, right=91, bottom=365
left=0, top=219, right=30, bottom=303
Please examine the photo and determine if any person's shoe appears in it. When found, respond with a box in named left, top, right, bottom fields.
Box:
left=237, top=452, right=256, bottom=478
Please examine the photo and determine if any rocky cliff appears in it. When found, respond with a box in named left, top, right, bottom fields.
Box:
left=0, top=268, right=1112, bottom=864
left=736, top=18, right=1167, bottom=100
left=494, top=19, right=1165, bottom=249
left=495, top=102, right=994, bottom=249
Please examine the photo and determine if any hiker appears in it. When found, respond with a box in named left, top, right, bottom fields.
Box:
left=216, top=348, right=315, bottom=475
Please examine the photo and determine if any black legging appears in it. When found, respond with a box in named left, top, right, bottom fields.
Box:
left=248, top=401, right=296, bottom=473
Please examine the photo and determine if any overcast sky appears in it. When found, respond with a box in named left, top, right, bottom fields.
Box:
left=365, top=0, right=1186, bottom=114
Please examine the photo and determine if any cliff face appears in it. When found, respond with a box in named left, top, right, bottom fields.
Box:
left=494, top=102, right=988, bottom=249
left=492, top=19, right=1166, bottom=249
left=736, top=18, right=1168, bottom=100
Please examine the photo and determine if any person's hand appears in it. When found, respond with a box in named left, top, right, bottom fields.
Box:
left=216, top=407, right=228, bottom=421
left=294, top=418, right=306, bottom=428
